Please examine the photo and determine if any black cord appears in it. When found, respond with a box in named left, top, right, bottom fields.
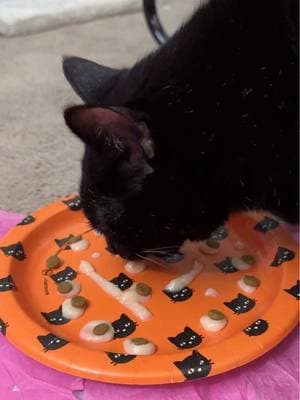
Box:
left=143, top=0, right=169, bottom=45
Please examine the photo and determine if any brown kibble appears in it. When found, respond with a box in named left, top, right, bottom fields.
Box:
left=243, top=275, right=261, bottom=287
left=206, top=239, right=220, bottom=249
left=93, top=323, right=110, bottom=336
left=47, top=255, right=62, bottom=269
left=71, top=295, right=87, bottom=309
left=241, top=254, right=255, bottom=265
left=57, top=281, right=73, bottom=294
left=135, top=282, right=152, bottom=297
left=208, top=309, right=226, bottom=321
left=131, top=337, right=149, bottom=345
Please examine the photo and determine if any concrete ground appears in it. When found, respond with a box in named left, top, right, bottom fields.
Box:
left=0, top=1, right=199, bottom=213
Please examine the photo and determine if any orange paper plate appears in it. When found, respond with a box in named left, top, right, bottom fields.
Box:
left=0, top=195, right=298, bottom=385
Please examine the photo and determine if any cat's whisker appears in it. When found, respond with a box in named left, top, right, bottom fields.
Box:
left=136, top=253, right=166, bottom=268
left=142, top=245, right=179, bottom=251
left=141, top=250, right=175, bottom=256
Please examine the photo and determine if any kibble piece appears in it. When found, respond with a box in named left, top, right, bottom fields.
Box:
left=93, top=323, right=110, bottom=336
left=57, top=281, right=73, bottom=294
left=135, top=282, right=152, bottom=297
left=131, top=337, right=149, bottom=345
left=71, top=295, right=87, bottom=309
left=47, top=255, right=62, bottom=269
left=208, top=309, right=225, bottom=321
left=243, top=275, right=261, bottom=287
left=241, top=255, right=255, bottom=265
left=206, top=239, right=220, bottom=249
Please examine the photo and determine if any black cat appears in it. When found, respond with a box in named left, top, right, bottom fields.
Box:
left=168, top=326, right=203, bottom=350
left=254, top=216, right=279, bottom=232
left=0, top=242, right=25, bottom=261
left=284, top=280, right=299, bottom=300
left=54, top=234, right=74, bottom=249
left=63, top=0, right=299, bottom=261
left=112, top=313, right=137, bottom=338
left=210, top=226, right=229, bottom=241
left=174, top=350, right=213, bottom=380
left=37, top=333, right=69, bottom=352
left=224, top=293, right=256, bottom=314
left=106, top=352, right=136, bottom=365
left=163, top=287, right=194, bottom=302
left=110, top=273, right=133, bottom=291
left=0, top=275, right=15, bottom=292
left=0, top=319, right=8, bottom=336
left=270, top=246, right=295, bottom=266
left=50, top=267, right=77, bottom=283
left=243, top=319, right=269, bottom=336
left=215, top=257, right=238, bottom=273
left=17, top=215, right=35, bottom=225
left=63, top=195, right=82, bottom=211
left=41, top=306, right=70, bottom=325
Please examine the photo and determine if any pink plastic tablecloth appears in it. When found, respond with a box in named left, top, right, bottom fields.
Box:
left=0, top=210, right=299, bottom=400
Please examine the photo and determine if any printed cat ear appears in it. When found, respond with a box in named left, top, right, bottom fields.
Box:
left=63, top=56, right=120, bottom=104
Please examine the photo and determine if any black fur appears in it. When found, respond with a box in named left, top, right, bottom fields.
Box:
left=64, top=0, right=299, bottom=260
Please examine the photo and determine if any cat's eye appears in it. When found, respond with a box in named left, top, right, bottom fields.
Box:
left=191, top=336, right=196, bottom=339
left=197, top=367, right=202, bottom=372
left=187, top=368, right=194, bottom=374
left=181, top=341, right=186, bottom=345
left=125, top=323, right=130, bottom=327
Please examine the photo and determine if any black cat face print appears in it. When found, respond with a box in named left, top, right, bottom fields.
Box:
left=112, top=314, right=137, bottom=338
left=0, top=275, right=15, bottom=292
left=210, top=226, right=228, bottom=241
left=215, top=257, right=238, bottom=273
left=163, top=287, right=194, bottom=302
left=37, top=333, right=69, bottom=351
left=106, top=352, right=136, bottom=365
left=270, top=246, right=295, bottom=266
left=0, top=242, right=26, bottom=260
left=168, top=326, right=203, bottom=349
left=254, top=216, right=279, bottom=232
left=17, top=215, right=36, bottom=225
left=224, top=293, right=256, bottom=314
left=243, top=319, right=269, bottom=336
left=284, top=280, right=299, bottom=300
left=0, top=319, right=8, bottom=336
left=50, top=267, right=77, bottom=283
left=174, top=350, right=213, bottom=380
left=63, top=196, right=82, bottom=211
left=110, top=273, right=133, bottom=291
left=41, top=306, right=70, bottom=325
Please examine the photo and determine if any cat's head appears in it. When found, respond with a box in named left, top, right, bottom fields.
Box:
left=168, top=326, right=203, bottom=349
left=224, top=293, right=256, bottom=314
left=63, top=57, right=229, bottom=260
left=174, top=350, right=213, bottom=380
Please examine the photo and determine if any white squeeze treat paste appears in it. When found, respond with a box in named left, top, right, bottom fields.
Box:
left=204, top=288, right=219, bottom=297
left=237, top=278, right=257, bottom=294
left=123, top=339, right=156, bottom=355
left=120, top=283, right=151, bottom=304
left=231, top=257, right=251, bottom=271
left=70, top=239, right=90, bottom=251
left=164, top=260, right=204, bottom=293
left=124, top=261, right=146, bottom=274
left=91, top=252, right=101, bottom=259
left=200, top=315, right=227, bottom=332
left=62, top=299, right=85, bottom=320
left=234, top=240, right=246, bottom=250
left=80, top=320, right=115, bottom=343
left=59, top=280, right=81, bottom=298
left=80, top=260, right=152, bottom=321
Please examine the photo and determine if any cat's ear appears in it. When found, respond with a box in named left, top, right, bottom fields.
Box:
left=174, top=361, right=183, bottom=369
left=184, top=326, right=192, bottom=332
left=64, top=105, right=153, bottom=174
left=63, top=56, right=120, bottom=104
left=192, top=350, right=199, bottom=356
